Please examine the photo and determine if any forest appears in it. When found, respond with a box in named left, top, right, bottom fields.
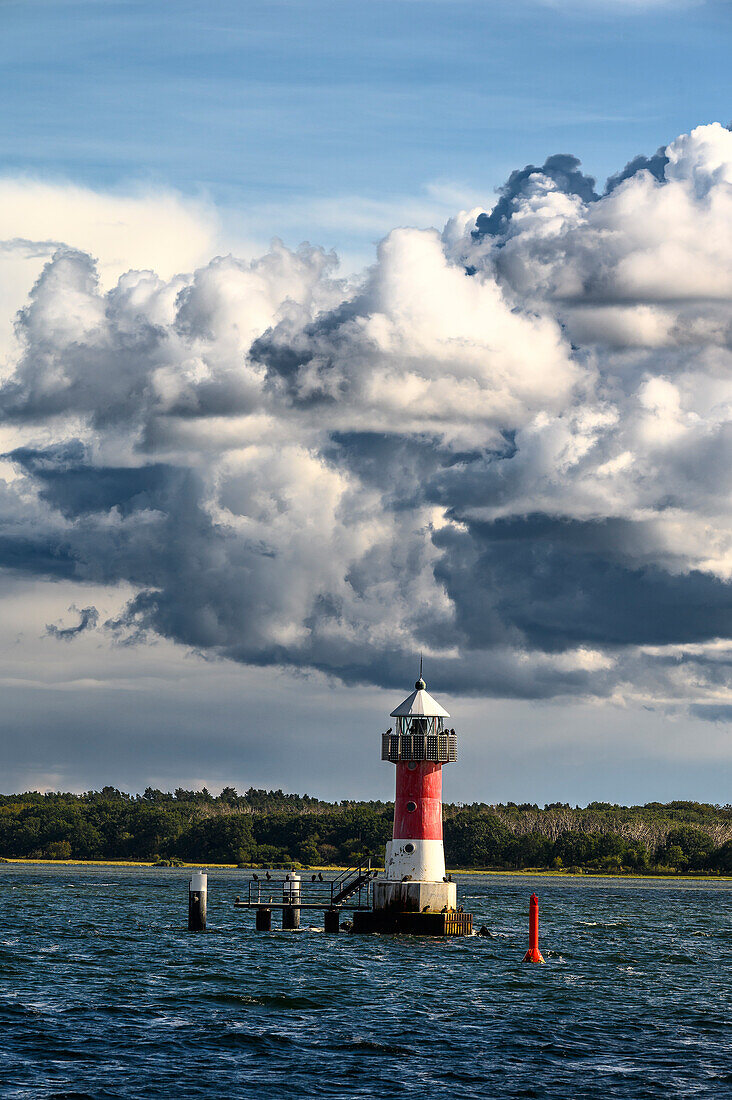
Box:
left=0, top=787, right=731, bottom=874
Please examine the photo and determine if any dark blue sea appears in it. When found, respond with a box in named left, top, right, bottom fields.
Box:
left=0, top=866, right=730, bottom=1099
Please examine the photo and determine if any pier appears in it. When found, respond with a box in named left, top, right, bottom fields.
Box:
left=233, top=861, right=376, bottom=930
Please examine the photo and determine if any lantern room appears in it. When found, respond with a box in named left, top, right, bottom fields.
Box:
left=382, top=676, right=457, bottom=764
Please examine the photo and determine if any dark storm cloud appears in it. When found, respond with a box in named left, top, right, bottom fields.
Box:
left=2, top=123, right=732, bottom=710
left=604, top=145, right=669, bottom=193
left=7, top=445, right=181, bottom=519
left=324, top=432, right=485, bottom=512
left=0, top=535, right=78, bottom=579
left=251, top=296, right=367, bottom=408
left=434, top=517, right=732, bottom=652
left=689, top=704, right=732, bottom=723
left=471, top=142, right=671, bottom=244
left=472, top=154, right=598, bottom=239
left=46, top=605, right=99, bottom=640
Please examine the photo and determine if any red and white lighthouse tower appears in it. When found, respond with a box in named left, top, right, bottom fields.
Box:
left=380, top=673, right=452, bottom=889
left=354, top=672, right=472, bottom=935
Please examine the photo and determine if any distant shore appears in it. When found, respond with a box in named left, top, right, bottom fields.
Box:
left=3, top=857, right=731, bottom=881
left=3, top=790, right=730, bottom=875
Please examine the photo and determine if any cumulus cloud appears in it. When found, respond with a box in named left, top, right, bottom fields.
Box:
left=0, top=178, right=226, bottom=369
left=0, top=178, right=220, bottom=284
left=2, top=123, right=732, bottom=713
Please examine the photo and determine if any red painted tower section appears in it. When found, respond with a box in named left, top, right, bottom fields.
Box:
left=393, top=762, right=443, bottom=841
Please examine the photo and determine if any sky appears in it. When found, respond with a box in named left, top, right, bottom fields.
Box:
left=0, top=0, right=731, bottom=804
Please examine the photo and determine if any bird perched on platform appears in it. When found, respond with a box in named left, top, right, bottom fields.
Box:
left=265, top=871, right=271, bottom=880
left=318, top=872, right=323, bottom=882
left=252, top=873, right=258, bottom=881
left=311, top=874, right=317, bottom=881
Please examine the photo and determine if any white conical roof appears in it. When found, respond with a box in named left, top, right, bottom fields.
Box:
left=390, top=678, right=450, bottom=719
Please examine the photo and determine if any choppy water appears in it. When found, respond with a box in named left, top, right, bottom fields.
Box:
left=0, top=866, right=730, bottom=1098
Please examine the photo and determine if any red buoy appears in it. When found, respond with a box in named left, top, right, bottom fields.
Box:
left=523, top=893, right=545, bottom=963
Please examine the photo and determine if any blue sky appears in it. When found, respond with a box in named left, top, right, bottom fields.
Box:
left=1, top=0, right=732, bottom=803
left=2, top=0, right=730, bottom=259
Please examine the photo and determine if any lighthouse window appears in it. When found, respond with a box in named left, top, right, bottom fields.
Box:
left=406, top=801, right=417, bottom=813
left=404, top=843, right=415, bottom=853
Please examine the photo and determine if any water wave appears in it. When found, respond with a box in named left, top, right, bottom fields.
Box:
left=0, top=866, right=729, bottom=1098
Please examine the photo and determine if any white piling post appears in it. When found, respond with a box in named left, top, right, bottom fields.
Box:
left=282, top=872, right=301, bottom=929
left=188, top=871, right=207, bottom=931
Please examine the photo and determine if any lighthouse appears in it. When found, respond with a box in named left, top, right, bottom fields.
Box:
left=353, top=672, right=472, bottom=935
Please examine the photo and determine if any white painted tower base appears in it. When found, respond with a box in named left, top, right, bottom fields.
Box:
left=376, top=841, right=455, bottom=913
left=382, top=838, right=446, bottom=882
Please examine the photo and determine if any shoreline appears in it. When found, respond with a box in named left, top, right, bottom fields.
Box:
left=2, top=858, right=731, bottom=882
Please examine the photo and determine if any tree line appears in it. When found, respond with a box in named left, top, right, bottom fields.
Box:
left=0, top=787, right=731, bottom=874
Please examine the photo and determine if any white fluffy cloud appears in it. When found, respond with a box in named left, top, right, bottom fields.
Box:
left=2, top=123, right=732, bottom=713
left=0, top=179, right=224, bottom=368
left=0, top=179, right=220, bottom=282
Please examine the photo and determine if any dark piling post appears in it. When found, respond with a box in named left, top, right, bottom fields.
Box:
left=255, top=906, right=272, bottom=931
left=282, top=872, right=301, bottom=929
left=188, top=871, right=207, bottom=931
left=324, top=908, right=340, bottom=934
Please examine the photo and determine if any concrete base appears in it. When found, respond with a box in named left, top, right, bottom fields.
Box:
left=373, top=878, right=456, bottom=914
left=359, top=878, right=469, bottom=935
left=352, top=909, right=472, bottom=936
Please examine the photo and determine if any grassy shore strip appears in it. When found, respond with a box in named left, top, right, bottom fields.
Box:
left=452, top=868, right=732, bottom=881
left=2, top=857, right=731, bottom=881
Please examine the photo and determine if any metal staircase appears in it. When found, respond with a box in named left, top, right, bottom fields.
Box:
left=238, top=859, right=377, bottom=912
left=330, top=859, right=376, bottom=906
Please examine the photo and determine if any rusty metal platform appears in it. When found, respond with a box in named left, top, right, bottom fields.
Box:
left=351, top=909, right=473, bottom=936
left=234, top=900, right=367, bottom=911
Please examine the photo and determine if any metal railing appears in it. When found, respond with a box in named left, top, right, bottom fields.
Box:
left=241, top=862, right=375, bottom=911
left=381, top=732, right=457, bottom=763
